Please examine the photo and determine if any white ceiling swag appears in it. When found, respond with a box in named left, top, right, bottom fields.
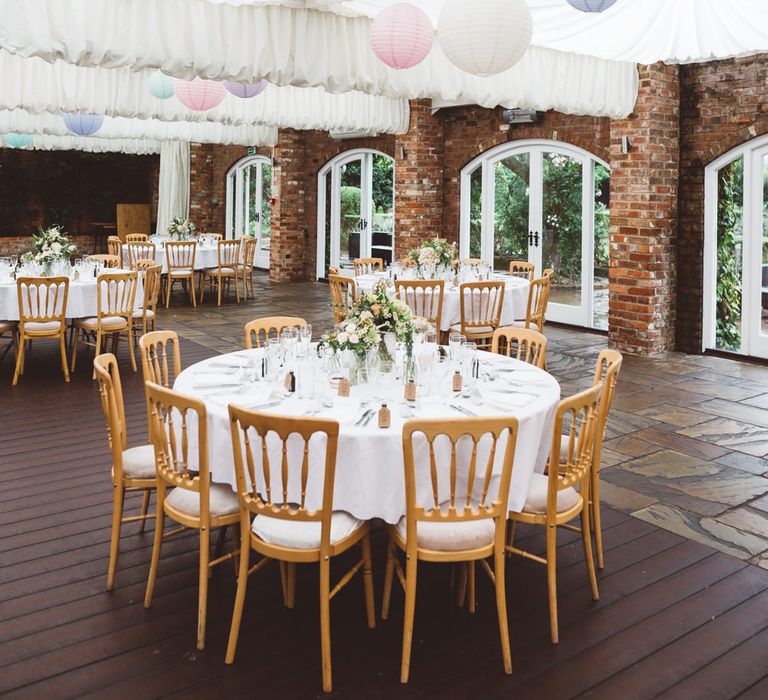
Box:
left=0, top=134, right=162, bottom=154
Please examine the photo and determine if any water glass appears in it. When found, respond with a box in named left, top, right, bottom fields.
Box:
left=461, top=342, right=478, bottom=392
left=449, top=332, right=465, bottom=366
left=265, top=338, right=282, bottom=381
left=297, top=357, right=316, bottom=400
left=297, top=324, right=312, bottom=357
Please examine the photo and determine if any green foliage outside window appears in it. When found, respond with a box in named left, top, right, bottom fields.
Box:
left=715, top=158, right=743, bottom=351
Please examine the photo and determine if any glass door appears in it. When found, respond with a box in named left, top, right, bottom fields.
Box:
left=227, top=156, right=272, bottom=269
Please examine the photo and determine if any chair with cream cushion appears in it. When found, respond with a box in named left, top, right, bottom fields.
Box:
left=202, top=239, right=241, bottom=306
left=394, top=279, right=445, bottom=330
left=451, top=280, right=505, bottom=350
left=125, top=242, right=156, bottom=270
left=509, top=260, right=535, bottom=281
left=139, top=329, right=183, bottom=438
left=328, top=274, right=357, bottom=324
left=244, top=316, right=307, bottom=349
left=353, top=257, right=384, bottom=276
left=491, top=326, right=547, bottom=369
left=381, top=416, right=519, bottom=683
left=506, top=384, right=603, bottom=645
left=238, top=237, right=258, bottom=301
left=13, top=276, right=70, bottom=385
left=125, top=233, right=149, bottom=243
left=86, top=254, right=121, bottom=269
left=512, top=276, right=550, bottom=333
left=131, top=263, right=161, bottom=344
left=107, top=235, right=122, bottom=259
left=164, top=240, right=197, bottom=308
left=94, top=353, right=156, bottom=591
left=225, top=408, right=375, bottom=693
left=144, top=382, right=240, bottom=651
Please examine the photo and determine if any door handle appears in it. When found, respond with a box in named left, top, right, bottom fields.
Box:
left=528, top=231, right=534, bottom=246
left=534, top=231, right=540, bottom=247
left=254, top=212, right=260, bottom=223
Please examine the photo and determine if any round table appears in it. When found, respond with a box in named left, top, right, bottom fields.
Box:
left=174, top=348, right=560, bottom=524
left=0, top=269, right=145, bottom=321
left=355, top=273, right=530, bottom=333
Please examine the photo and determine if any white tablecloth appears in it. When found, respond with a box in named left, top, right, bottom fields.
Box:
left=0, top=269, right=144, bottom=321
left=356, top=274, right=530, bottom=333
left=173, top=348, right=559, bottom=524
left=123, top=243, right=220, bottom=273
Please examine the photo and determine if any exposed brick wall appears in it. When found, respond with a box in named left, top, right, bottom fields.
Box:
left=0, top=233, right=101, bottom=258
left=608, top=63, right=680, bottom=355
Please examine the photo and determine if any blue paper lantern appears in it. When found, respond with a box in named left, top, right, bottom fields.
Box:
left=567, top=0, right=618, bottom=12
left=3, top=133, right=33, bottom=148
left=148, top=70, right=175, bottom=99
left=62, top=112, right=104, bottom=136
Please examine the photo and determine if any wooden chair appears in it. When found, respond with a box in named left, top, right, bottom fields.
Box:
left=139, top=330, right=182, bottom=390
left=107, top=235, right=122, bottom=258
left=353, top=257, right=384, bottom=276
left=164, top=240, right=197, bottom=308
left=202, top=239, right=241, bottom=305
left=71, top=271, right=138, bottom=375
left=328, top=274, right=357, bottom=324
left=453, top=280, right=505, bottom=349
left=125, top=242, right=156, bottom=270
left=130, top=262, right=161, bottom=343
left=394, top=280, right=445, bottom=330
left=328, top=266, right=340, bottom=276
left=94, top=353, right=156, bottom=590
left=225, top=408, right=375, bottom=692
left=506, top=384, right=603, bottom=644
left=381, top=416, right=519, bottom=682
left=513, top=276, right=550, bottom=333
left=144, top=382, right=240, bottom=650
left=238, top=237, right=258, bottom=301
left=86, top=254, right=121, bottom=269
left=203, top=233, right=223, bottom=241
left=13, top=276, right=70, bottom=385
left=509, top=260, right=535, bottom=281
left=0, top=320, right=17, bottom=364
left=454, top=257, right=483, bottom=268
left=244, top=316, right=307, bottom=349
left=125, top=233, right=149, bottom=243
left=542, top=268, right=554, bottom=278
left=491, top=327, right=547, bottom=369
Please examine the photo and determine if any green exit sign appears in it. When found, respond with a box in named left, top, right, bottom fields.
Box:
left=247, top=146, right=257, bottom=155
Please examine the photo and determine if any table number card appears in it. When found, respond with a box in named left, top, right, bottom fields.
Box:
left=338, top=377, right=351, bottom=397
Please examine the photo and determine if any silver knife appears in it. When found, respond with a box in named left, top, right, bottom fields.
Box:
left=450, top=404, right=476, bottom=417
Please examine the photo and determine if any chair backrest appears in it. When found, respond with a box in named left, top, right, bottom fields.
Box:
left=542, top=268, right=554, bottom=279
left=546, top=384, right=603, bottom=520
left=16, top=276, right=69, bottom=328
left=107, top=236, right=122, bottom=258
left=245, top=316, right=307, bottom=349
left=353, top=257, right=384, bottom=276
left=135, top=258, right=157, bottom=271
left=125, top=233, right=149, bottom=243
left=491, top=327, right=547, bottom=368
left=138, top=264, right=162, bottom=315
left=328, top=266, right=340, bottom=276
left=459, top=281, right=505, bottom=334
left=140, top=330, right=182, bottom=389
left=218, top=239, right=241, bottom=269
left=328, top=274, right=357, bottom=324
left=509, top=260, right=535, bottom=281
left=401, top=417, right=519, bottom=551
left=207, top=233, right=224, bottom=241
left=125, top=242, right=156, bottom=269
left=96, top=271, right=138, bottom=320
left=525, top=276, right=550, bottom=330
left=455, top=257, right=482, bottom=268
left=394, top=279, right=445, bottom=328
left=242, top=237, right=258, bottom=267
left=591, top=349, right=622, bottom=470
left=146, top=381, right=212, bottom=519
left=86, top=254, right=121, bottom=269
left=165, top=241, right=197, bottom=271
left=228, top=406, right=340, bottom=552
left=93, top=353, right=128, bottom=482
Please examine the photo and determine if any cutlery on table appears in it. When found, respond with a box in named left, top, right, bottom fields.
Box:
left=355, top=409, right=374, bottom=426
left=450, top=403, right=476, bottom=417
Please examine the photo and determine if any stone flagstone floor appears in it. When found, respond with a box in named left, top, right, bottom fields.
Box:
left=160, top=273, right=768, bottom=569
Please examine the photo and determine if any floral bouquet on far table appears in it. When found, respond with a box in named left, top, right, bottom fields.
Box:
left=407, top=237, right=457, bottom=278
left=20, top=225, right=77, bottom=274
left=167, top=217, right=196, bottom=240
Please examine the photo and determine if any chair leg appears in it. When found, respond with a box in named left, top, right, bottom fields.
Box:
left=400, top=555, right=418, bottom=684
left=59, top=332, right=70, bottom=382
left=506, top=520, right=517, bottom=558
left=494, top=546, right=512, bottom=675
left=165, top=277, right=171, bottom=308
left=217, top=276, right=222, bottom=306
left=546, top=524, right=559, bottom=644
left=197, top=526, right=210, bottom=650
left=144, top=489, right=166, bottom=609
left=190, top=276, right=197, bottom=307
left=361, top=534, right=376, bottom=629
left=592, top=472, right=604, bottom=570
left=91, top=331, right=102, bottom=379
left=234, top=274, right=240, bottom=304
left=279, top=561, right=290, bottom=607
left=12, top=332, right=25, bottom=385
left=70, top=328, right=79, bottom=372
left=457, top=560, right=467, bottom=607
left=106, top=484, right=125, bottom=591
left=319, top=557, right=333, bottom=693
left=381, top=536, right=396, bottom=620
left=225, top=524, right=251, bottom=664
left=138, top=489, right=151, bottom=533
left=581, top=507, right=600, bottom=603
left=126, top=328, right=137, bottom=372
left=286, top=562, right=297, bottom=609
left=467, top=561, right=476, bottom=614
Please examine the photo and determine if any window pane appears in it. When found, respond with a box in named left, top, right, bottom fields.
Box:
left=469, top=166, right=482, bottom=259
left=261, top=163, right=271, bottom=253
left=371, top=154, right=394, bottom=265
left=247, top=164, right=258, bottom=237
left=340, top=159, right=362, bottom=268
left=493, top=154, right=529, bottom=272
left=593, top=163, right=610, bottom=330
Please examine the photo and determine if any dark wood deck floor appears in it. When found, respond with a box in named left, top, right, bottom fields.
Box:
left=2, top=336, right=768, bottom=699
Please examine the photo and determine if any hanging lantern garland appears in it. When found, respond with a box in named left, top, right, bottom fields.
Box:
left=370, top=3, right=434, bottom=70
left=224, top=79, right=268, bottom=98
left=148, top=70, right=175, bottom=99
left=62, top=112, right=104, bottom=136
left=3, top=133, right=33, bottom=148
left=173, top=77, right=227, bottom=111
left=437, top=0, right=532, bottom=77
left=566, top=0, right=618, bottom=11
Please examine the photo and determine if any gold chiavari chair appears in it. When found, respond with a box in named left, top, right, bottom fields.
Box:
left=513, top=276, right=550, bottom=333
left=453, top=280, right=505, bottom=349
left=125, top=242, right=156, bottom=270
left=328, top=266, right=340, bottom=276
left=201, top=239, right=241, bottom=305
left=491, top=327, right=547, bottom=369
left=542, top=268, right=554, bottom=278
left=0, top=320, right=18, bottom=364
left=13, top=276, right=70, bottom=385
left=131, top=264, right=162, bottom=344
left=144, top=382, right=241, bottom=651
left=506, top=384, right=603, bottom=644
left=86, top=254, right=121, bottom=269
left=453, top=257, right=483, bottom=269
left=107, top=235, right=122, bottom=258
left=71, top=271, right=138, bottom=375
left=353, top=257, right=384, bottom=276
left=225, top=408, right=375, bottom=692
left=204, top=233, right=223, bottom=241
left=125, top=233, right=149, bottom=243
left=381, top=416, right=519, bottom=682
left=94, top=353, right=156, bottom=590
left=164, top=240, right=197, bottom=308
left=139, top=329, right=183, bottom=439
left=394, top=279, right=445, bottom=330
left=236, top=237, right=258, bottom=301
left=328, top=274, right=357, bottom=324
left=244, top=316, right=307, bottom=349
left=509, top=260, right=535, bottom=281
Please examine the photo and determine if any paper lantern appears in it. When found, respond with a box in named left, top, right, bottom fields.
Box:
left=173, top=77, right=227, bottom=111
left=370, top=3, right=434, bottom=70
left=3, top=133, right=33, bottom=148
left=437, top=0, right=532, bottom=77
left=567, top=0, right=618, bottom=11
left=224, top=79, right=268, bottom=98
left=62, top=112, right=104, bottom=136
left=148, top=70, right=175, bottom=99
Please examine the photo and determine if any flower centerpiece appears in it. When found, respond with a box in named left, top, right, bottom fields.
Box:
left=407, top=237, right=457, bottom=279
left=167, top=217, right=196, bottom=240
left=20, top=225, right=76, bottom=275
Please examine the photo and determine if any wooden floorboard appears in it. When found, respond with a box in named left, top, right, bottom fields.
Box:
left=2, top=337, right=768, bottom=699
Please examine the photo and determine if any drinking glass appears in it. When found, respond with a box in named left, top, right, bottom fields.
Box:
left=265, top=338, right=282, bottom=381
left=461, top=342, right=478, bottom=393
left=297, top=357, right=316, bottom=400
left=416, top=342, right=436, bottom=391
left=449, top=332, right=465, bottom=366
left=280, top=327, right=299, bottom=362
left=297, top=324, right=312, bottom=357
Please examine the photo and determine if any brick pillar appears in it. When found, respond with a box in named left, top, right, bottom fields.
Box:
left=270, top=129, right=307, bottom=282
left=394, top=99, right=445, bottom=258
left=189, top=143, right=214, bottom=232
left=608, top=63, right=680, bottom=355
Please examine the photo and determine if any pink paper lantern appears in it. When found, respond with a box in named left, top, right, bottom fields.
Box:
left=370, top=3, right=434, bottom=70
left=173, top=77, right=227, bottom=111
left=224, top=79, right=268, bottom=98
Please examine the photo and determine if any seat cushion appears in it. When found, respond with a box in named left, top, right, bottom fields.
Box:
left=75, top=315, right=128, bottom=330
left=23, top=320, right=63, bottom=333
left=251, top=511, right=364, bottom=549
left=394, top=511, right=495, bottom=551
left=465, top=325, right=495, bottom=336
left=121, top=444, right=156, bottom=479
left=169, top=268, right=193, bottom=276
left=511, top=320, right=541, bottom=332
left=523, top=473, right=581, bottom=515
left=131, top=308, right=155, bottom=319
left=165, top=483, right=240, bottom=518
left=204, top=266, right=236, bottom=276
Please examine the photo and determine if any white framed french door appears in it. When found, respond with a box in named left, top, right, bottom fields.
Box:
left=226, top=155, right=272, bottom=269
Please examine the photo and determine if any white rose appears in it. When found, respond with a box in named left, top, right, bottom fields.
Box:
left=51, top=242, right=62, bottom=253
left=337, top=332, right=348, bottom=343
left=349, top=333, right=359, bottom=344
left=345, top=323, right=355, bottom=333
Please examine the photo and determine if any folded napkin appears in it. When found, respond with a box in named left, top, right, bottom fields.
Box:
left=211, top=383, right=276, bottom=408
left=484, top=391, right=535, bottom=410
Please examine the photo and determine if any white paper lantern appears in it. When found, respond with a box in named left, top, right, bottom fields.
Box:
left=437, top=0, right=532, bottom=77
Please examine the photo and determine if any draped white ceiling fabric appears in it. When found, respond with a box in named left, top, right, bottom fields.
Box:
left=0, top=134, right=161, bottom=154
left=156, top=142, right=191, bottom=235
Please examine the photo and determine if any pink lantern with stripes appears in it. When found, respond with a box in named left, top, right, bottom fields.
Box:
left=173, top=77, right=227, bottom=111
left=370, top=3, right=434, bottom=70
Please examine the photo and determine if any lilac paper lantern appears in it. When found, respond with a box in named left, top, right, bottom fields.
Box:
left=224, top=79, right=267, bottom=98
left=173, top=77, right=227, bottom=111
left=3, top=133, right=33, bottom=148
left=566, top=0, right=618, bottom=12
left=370, top=3, right=434, bottom=70
left=62, top=112, right=104, bottom=136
